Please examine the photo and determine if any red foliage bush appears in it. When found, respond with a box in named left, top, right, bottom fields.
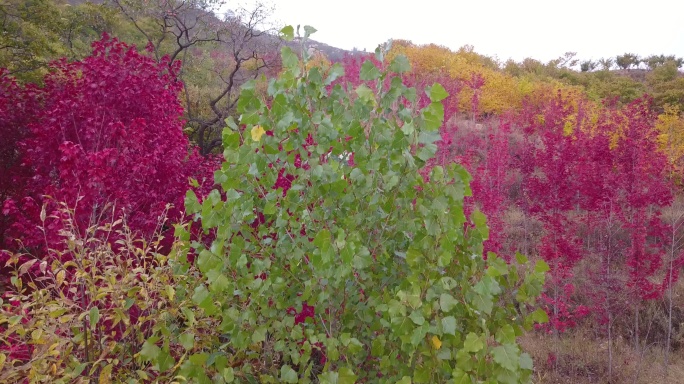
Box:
left=428, top=83, right=679, bottom=333
left=0, top=35, right=216, bottom=276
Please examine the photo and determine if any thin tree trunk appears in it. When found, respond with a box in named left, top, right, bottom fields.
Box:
left=665, top=225, right=675, bottom=374
left=664, top=198, right=684, bottom=375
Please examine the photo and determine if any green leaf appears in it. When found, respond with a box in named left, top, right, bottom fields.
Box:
left=476, top=275, right=502, bottom=296
left=140, top=338, right=161, bottom=361
left=197, top=249, right=222, bottom=274
left=495, top=368, right=519, bottom=384
left=486, top=254, right=509, bottom=277
left=527, top=309, right=549, bottom=324
left=515, top=252, right=528, bottom=264
left=223, top=367, right=235, bottom=382
left=252, top=326, right=267, bottom=344
left=417, top=143, right=438, bottom=161
left=180, top=332, right=195, bottom=350
left=468, top=290, right=493, bottom=315
left=422, top=102, right=444, bottom=131
left=414, top=365, right=432, bottom=382
left=427, top=83, right=449, bottom=102
left=303, top=25, right=317, bottom=38
left=280, top=25, right=294, bottom=41
left=185, top=190, right=201, bottom=214
left=325, top=63, right=345, bottom=85
left=401, top=121, right=415, bottom=135
left=390, top=55, right=411, bottom=73
left=410, top=324, right=428, bottom=347
left=495, top=324, right=516, bottom=344
left=409, top=310, right=425, bottom=325
left=89, top=307, right=99, bottom=328
left=264, top=202, right=276, bottom=215
left=442, top=316, right=457, bottom=336
left=371, top=337, right=385, bottom=357
left=353, top=247, right=372, bottom=270
left=463, top=332, right=483, bottom=353
left=156, top=349, right=175, bottom=372
left=338, top=367, right=357, bottom=384
left=360, top=60, right=382, bottom=81
left=280, top=365, right=298, bottom=383
left=451, top=368, right=470, bottom=384
left=281, top=46, right=299, bottom=70
left=318, top=372, right=339, bottom=384
left=519, top=352, right=533, bottom=370
left=355, top=84, right=376, bottom=105
left=313, top=229, right=331, bottom=250
left=492, top=344, right=520, bottom=371
left=440, top=293, right=459, bottom=313
left=472, top=209, right=489, bottom=240
left=192, top=284, right=218, bottom=315
left=71, top=363, right=88, bottom=377
left=535, top=260, right=550, bottom=273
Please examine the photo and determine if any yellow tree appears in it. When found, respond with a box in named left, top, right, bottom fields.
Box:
left=656, top=105, right=684, bottom=180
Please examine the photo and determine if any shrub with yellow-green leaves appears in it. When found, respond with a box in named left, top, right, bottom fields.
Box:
left=0, top=204, right=216, bottom=383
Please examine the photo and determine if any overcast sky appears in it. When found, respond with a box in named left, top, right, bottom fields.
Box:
left=230, top=0, right=684, bottom=64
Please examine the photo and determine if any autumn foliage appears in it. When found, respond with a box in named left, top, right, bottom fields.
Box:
left=2, top=25, right=684, bottom=382
left=339, top=43, right=684, bottom=341
left=0, top=36, right=214, bottom=275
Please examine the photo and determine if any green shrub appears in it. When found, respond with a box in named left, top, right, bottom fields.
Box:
left=176, top=26, right=548, bottom=383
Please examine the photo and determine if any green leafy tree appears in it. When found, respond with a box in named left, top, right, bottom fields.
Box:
left=60, top=2, right=122, bottom=58
left=580, top=60, right=597, bottom=72
left=0, top=0, right=68, bottom=81
left=649, top=61, right=684, bottom=111
left=174, top=26, right=548, bottom=383
left=0, top=0, right=124, bottom=82
left=645, top=54, right=668, bottom=70
left=616, top=53, right=640, bottom=70
left=598, top=57, right=614, bottom=71
left=586, top=73, right=647, bottom=104
left=672, top=57, right=684, bottom=69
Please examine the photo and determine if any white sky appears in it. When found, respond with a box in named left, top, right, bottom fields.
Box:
left=230, top=0, right=684, bottom=64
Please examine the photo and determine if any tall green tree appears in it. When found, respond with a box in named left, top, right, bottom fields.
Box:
left=616, top=53, right=640, bottom=70
left=0, top=0, right=67, bottom=81
left=598, top=57, right=614, bottom=71
left=175, top=26, right=548, bottom=383
left=580, top=60, right=597, bottom=72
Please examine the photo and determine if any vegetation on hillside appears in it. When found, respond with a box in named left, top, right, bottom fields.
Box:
left=2, top=0, right=684, bottom=382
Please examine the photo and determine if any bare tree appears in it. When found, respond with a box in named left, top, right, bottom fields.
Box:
left=111, top=0, right=281, bottom=155
left=558, top=51, right=579, bottom=68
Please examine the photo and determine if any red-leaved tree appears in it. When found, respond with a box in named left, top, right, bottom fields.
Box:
left=0, top=35, right=213, bottom=268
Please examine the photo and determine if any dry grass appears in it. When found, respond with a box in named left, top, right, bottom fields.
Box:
left=520, top=329, right=684, bottom=383
left=520, top=277, right=684, bottom=384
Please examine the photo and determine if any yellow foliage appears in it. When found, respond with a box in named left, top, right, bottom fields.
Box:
left=251, top=125, right=266, bottom=141
left=389, top=42, right=590, bottom=118
left=305, top=50, right=331, bottom=72
left=398, top=42, right=524, bottom=115
left=656, top=105, right=684, bottom=175
left=431, top=335, right=443, bottom=349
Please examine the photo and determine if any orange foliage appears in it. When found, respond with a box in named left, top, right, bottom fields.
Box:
left=305, top=50, right=331, bottom=72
